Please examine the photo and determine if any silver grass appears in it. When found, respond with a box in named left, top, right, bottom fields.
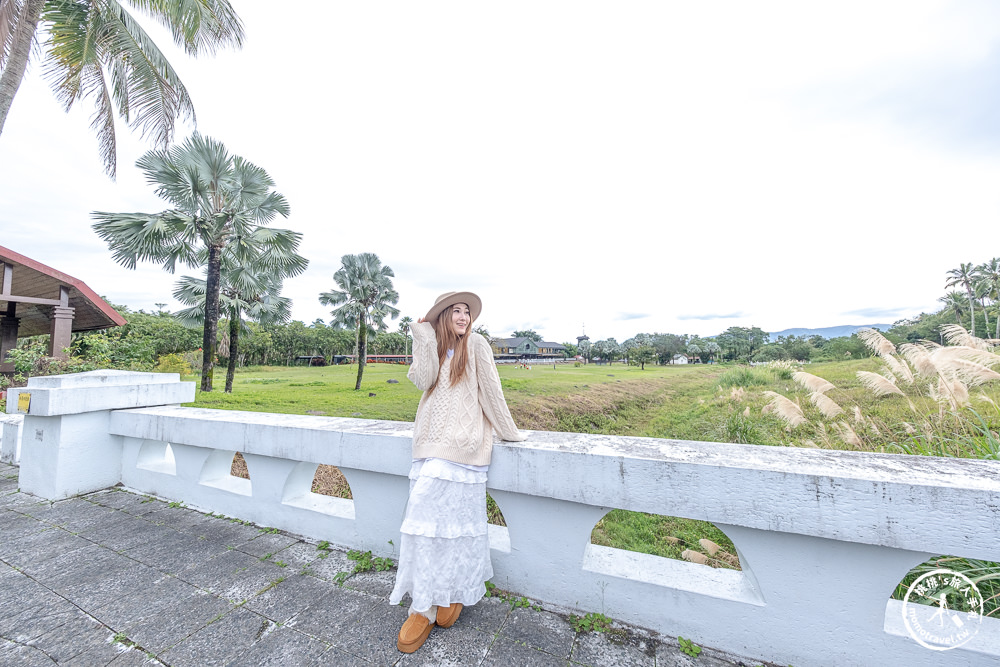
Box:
left=699, top=539, right=721, bottom=556
left=940, top=324, right=994, bottom=351
left=762, top=391, right=807, bottom=427
left=899, top=342, right=939, bottom=377
left=833, top=421, right=862, bottom=447
left=857, top=371, right=905, bottom=397
left=881, top=354, right=914, bottom=384
left=853, top=405, right=864, bottom=423
left=681, top=550, right=709, bottom=565
left=941, top=358, right=1000, bottom=387
left=857, top=328, right=897, bottom=357
left=793, top=371, right=835, bottom=394
left=810, top=391, right=844, bottom=419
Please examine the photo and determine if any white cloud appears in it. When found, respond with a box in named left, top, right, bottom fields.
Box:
left=2, top=1, right=999, bottom=343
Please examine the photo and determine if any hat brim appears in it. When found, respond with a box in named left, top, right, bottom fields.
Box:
left=424, top=291, right=482, bottom=324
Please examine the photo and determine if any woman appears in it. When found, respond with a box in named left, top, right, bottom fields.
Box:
left=390, top=291, right=526, bottom=653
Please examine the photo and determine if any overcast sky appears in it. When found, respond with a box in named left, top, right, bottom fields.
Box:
left=3, top=1, right=1000, bottom=343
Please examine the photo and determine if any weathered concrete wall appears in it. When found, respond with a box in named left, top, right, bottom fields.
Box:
left=0, top=413, right=23, bottom=463
left=8, top=369, right=1000, bottom=666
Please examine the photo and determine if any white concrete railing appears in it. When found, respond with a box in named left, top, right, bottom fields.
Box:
left=0, top=413, right=23, bottom=464
left=6, top=370, right=1000, bottom=666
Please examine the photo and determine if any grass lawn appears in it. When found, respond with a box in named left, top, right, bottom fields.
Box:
left=187, top=358, right=1000, bottom=594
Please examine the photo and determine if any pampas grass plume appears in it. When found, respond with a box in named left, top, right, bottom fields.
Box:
left=857, top=371, right=905, bottom=397
left=762, top=391, right=807, bottom=427
left=793, top=371, right=835, bottom=394
left=857, top=328, right=897, bottom=357
left=681, top=549, right=709, bottom=565
left=810, top=391, right=844, bottom=418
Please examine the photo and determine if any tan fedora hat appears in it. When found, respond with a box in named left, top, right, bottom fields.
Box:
left=424, top=291, right=482, bottom=324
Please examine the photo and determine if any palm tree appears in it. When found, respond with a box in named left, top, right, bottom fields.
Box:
left=173, top=250, right=304, bottom=393
left=319, top=253, right=399, bottom=390
left=945, top=263, right=977, bottom=336
left=938, top=291, right=969, bottom=327
left=975, top=258, right=1000, bottom=339
left=92, top=133, right=302, bottom=391
left=398, top=315, right=413, bottom=362
left=0, top=0, right=243, bottom=177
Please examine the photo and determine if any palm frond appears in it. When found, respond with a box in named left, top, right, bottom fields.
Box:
left=125, top=0, right=244, bottom=56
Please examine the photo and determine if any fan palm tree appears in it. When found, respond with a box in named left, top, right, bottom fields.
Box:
left=92, top=133, right=302, bottom=391
left=319, top=253, right=399, bottom=390
left=173, top=249, right=303, bottom=392
left=945, top=263, right=977, bottom=336
left=398, top=315, right=413, bottom=362
left=0, top=0, right=243, bottom=177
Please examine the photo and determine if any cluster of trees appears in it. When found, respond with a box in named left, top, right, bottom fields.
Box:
left=941, top=260, right=1000, bottom=339
left=561, top=327, right=874, bottom=367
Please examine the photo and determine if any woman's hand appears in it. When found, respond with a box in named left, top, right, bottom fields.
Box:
left=417, top=318, right=425, bottom=324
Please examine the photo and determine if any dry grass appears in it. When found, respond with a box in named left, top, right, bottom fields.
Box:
left=230, top=453, right=353, bottom=498
left=509, top=378, right=670, bottom=433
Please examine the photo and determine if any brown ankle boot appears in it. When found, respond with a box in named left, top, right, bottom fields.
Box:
left=436, top=603, right=463, bottom=628
left=397, top=613, right=434, bottom=653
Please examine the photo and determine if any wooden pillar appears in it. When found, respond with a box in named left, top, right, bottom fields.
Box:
left=1, top=301, right=17, bottom=373
left=48, top=286, right=73, bottom=359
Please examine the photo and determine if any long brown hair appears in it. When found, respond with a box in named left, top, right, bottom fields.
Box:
left=426, top=303, right=471, bottom=395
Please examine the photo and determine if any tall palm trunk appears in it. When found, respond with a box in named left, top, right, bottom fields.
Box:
left=355, top=319, right=367, bottom=390
left=964, top=283, right=976, bottom=337
left=0, top=0, right=45, bottom=136
left=225, top=309, right=240, bottom=393
left=201, top=243, right=224, bottom=392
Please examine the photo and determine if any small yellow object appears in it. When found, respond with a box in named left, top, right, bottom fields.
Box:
left=16, top=392, right=30, bottom=414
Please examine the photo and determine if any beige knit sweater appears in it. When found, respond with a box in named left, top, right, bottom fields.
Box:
left=407, top=321, right=526, bottom=465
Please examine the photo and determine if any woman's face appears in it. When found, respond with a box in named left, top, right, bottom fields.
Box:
left=450, top=303, right=471, bottom=336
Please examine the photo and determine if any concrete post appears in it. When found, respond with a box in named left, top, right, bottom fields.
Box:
left=48, top=306, right=74, bottom=359
left=6, top=369, right=195, bottom=499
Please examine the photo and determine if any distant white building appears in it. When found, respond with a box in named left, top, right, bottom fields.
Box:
left=672, top=354, right=688, bottom=364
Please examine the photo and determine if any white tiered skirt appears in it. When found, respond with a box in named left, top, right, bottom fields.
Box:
left=388, top=458, right=493, bottom=613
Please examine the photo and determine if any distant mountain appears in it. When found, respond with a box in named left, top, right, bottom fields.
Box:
left=768, top=324, right=892, bottom=341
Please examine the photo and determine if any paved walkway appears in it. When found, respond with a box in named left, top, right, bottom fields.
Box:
left=0, top=461, right=769, bottom=666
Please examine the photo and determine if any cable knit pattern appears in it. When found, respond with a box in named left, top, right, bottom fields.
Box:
left=407, top=321, right=525, bottom=465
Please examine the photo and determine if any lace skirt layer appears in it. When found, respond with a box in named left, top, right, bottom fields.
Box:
left=389, top=459, right=493, bottom=612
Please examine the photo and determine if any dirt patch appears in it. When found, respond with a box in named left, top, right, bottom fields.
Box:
left=510, top=378, right=670, bottom=433
left=230, top=453, right=352, bottom=498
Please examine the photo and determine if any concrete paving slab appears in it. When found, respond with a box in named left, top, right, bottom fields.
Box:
left=125, top=529, right=233, bottom=576
left=235, top=530, right=300, bottom=559
left=286, top=584, right=381, bottom=644
left=481, top=636, right=572, bottom=666
left=24, top=608, right=115, bottom=665
left=157, top=606, right=274, bottom=667
left=243, top=573, right=331, bottom=625
left=229, top=625, right=335, bottom=666
left=177, top=548, right=287, bottom=603
left=499, top=606, right=577, bottom=659
left=118, top=585, right=234, bottom=655
left=330, top=597, right=412, bottom=664
left=570, top=627, right=657, bottom=666
left=455, top=596, right=515, bottom=635
left=62, top=562, right=169, bottom=611
left=267, top=540, right=323, bottom=569
left=0, top=638, right=58, bottom=666
left=0, top=481, right=768, bottom=667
